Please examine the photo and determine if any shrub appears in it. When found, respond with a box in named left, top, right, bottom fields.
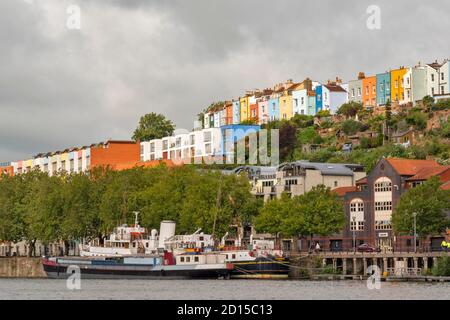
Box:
left=432, top=257, right=450, bottom=276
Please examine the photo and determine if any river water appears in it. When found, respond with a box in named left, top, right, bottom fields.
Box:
left=0, top=279, right=449, bottom=300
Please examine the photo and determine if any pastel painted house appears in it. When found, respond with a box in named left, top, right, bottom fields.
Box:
left=401, top=65, right=427, bottom=105
left=376, top=72, right=391, bottom=106
left=291, top=78, right=317, bottom=116
left=390, top=67, right=407, bottom=103
left=315, top=82, right=348, bottom=114
left=257, top=94, right=270, bottom=125
left=361, top=75, right=377, bottom=109
left=426, top=59, right=450, bottom=99
left=278, top=80, right=296, bottom=120
left=268, top=94, right=280, bottom=122
left=348, top=72, right=365, bottom=104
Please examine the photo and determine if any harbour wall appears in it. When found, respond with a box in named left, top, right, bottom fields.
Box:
left=0, top=257, right=46, bottom=278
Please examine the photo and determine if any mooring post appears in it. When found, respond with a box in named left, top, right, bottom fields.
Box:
left=363, top=258, right=368, bottom=275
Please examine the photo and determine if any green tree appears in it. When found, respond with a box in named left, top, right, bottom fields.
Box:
left=337, top=101, right=363, bottom=119
left=392, top=177, right=450, bottom=237
left=341, top=119, right=363, bottom=135
left=132, top=112, right=175, bottom=142
left=297, top=185, right=345, bottom=242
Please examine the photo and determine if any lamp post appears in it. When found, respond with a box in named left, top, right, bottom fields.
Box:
left=413, top=212, right=417, bottom=253
left=352, top=216, right=356, bottom=253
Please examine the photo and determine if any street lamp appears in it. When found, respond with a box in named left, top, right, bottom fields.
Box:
left=413, top=212, right=417, bottom=253
left=352, top=216, right=356, bottom=253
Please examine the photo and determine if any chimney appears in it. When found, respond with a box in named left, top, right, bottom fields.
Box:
left=357, top=72, right=365, bottom=80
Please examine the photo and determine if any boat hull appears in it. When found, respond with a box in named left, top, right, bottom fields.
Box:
left=231, top=257, right=290, bottom=279
left=42, top=258, right=232, bottom=280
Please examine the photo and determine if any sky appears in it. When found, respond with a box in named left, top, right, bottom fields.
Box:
left=0, top=0, right=449, bottom=162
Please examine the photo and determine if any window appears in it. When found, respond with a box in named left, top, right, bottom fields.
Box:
left=180, top=257, right=185, bottom=262
left=70, top=159, right=74, bottom=172
left=395, top=80, right=398, bottom=88
left=357, top=88, right=361, bottom=96
left=351, top=89, right=355, bottom=97
left=334, top=181, right=338, bottom=187
left=186, top=257, right=190, bottom=263
left=431, top=88, right=435, bottom=95
left=301, top=97, right=304, bottom=105
left=365, top=86, right=369, bottom=94
left=204, top=131, right=211, bottom=142
left=150, top=142, right=155, bottom=152
left=162, top=140, right=168, bottom=150
left=262, top=181, right=274, bottom=187
left=372, top=86, right=376, bottom=94
left=431, top=74, right=434, bottom=82
left=140, top=144, right=144, bottom=155
left=374, top=201, right=392, bottom=211
left=61, top=160, right=66, bottom=171
left=194, top=256, right=199, bottom=262
left=294, top=99, right=298, bottom=106
left=205, top=144, right=211, bottom=154
left=441, top=72, right=444, bottom=81
left=375, top=220, right=392, bottom=230
left=441, top=86, right=445, bottom=95
left=374, top=180, right=392, bottom=192
left=176, top=138, right=181, bottom=147
left=380, top=83, right=384, bottom=91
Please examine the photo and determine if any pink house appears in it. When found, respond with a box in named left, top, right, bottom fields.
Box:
left=257, top=89, right=273, bottom=125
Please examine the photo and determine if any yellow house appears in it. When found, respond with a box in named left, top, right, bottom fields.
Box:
left=239, top=96, right=250, bottom=122
left=278, top=82, right=297, bottom=120
left=390, top=67, right=407, bottom=103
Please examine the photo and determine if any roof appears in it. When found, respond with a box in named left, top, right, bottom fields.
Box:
left=427, top=62, right=442, bottom=70
left=386, top=158, right=441, bottom=176
left=282, top=161, right=364, bottom=176
left=356, top=176, right=368, bottom=185
left=406, top=166, right=450, bottom=181
left=332, top=186, right=358, bottom=197
left=323, top=84, right=347, bottom=93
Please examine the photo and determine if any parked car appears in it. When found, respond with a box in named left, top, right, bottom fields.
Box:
left=357, top=243, right=381, bottom=253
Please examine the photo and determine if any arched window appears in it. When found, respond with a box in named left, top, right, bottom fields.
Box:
left=349, top=199, right=364, bottom=231
left=374, top=177, right=392, bottom=192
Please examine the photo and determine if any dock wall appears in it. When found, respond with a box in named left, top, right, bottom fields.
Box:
left=0, top=257, right=46, bottom=278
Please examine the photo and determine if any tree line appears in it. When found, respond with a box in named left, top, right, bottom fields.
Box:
left=0, top=165, right=261, bottom=256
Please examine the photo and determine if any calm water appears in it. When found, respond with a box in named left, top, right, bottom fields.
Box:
left=0, top=279, right=449, bottom=300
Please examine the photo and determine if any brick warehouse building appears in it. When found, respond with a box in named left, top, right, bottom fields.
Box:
left=337, top=158, right=450, bottom=252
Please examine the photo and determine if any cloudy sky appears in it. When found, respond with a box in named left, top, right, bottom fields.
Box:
left=0, top=0, right=449, bottom=162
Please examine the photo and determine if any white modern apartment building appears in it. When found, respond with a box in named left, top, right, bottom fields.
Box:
left=140, top=128, right=222, bottom=162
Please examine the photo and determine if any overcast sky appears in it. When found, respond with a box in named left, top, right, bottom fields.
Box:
left=0, top=0, right=449, bottom=162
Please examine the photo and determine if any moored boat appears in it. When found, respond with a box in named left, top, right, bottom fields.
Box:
left=42, top=251, right=233, bottom=279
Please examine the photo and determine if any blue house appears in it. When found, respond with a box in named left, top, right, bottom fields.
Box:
left=268, top=98, right=279, bottom=121
left=218, top=124, right=261, bottom=162
left=376, top=72, right=391, bottom=106
left=315, top=85, right=323, bottom=113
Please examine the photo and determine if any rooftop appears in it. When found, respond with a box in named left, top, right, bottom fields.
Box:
left=386, top=158, right=441, bottom=176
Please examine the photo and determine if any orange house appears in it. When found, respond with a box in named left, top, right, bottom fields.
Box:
left=249, top=103, right=259, bottom=123
left=362, top=76, right=377, bottom=109
left=90, top=140, right=141, bottom=170
left=0, top=165, right=14, bottom=177
left=225, top=102, right=233, bottom=125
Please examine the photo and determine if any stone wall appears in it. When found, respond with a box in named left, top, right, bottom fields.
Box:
left=0, top=257, right=46, bottom=278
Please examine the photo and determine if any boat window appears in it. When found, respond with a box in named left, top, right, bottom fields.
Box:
left=180, top=257, right=185, bottom=262
left=232, top=254, right=236, bottom=259
left=146, top=243, right=149, bottom=247
left=133, top=243, right=136, bottom=248
left=194, top=257, right=199, bottom=262
left=186, top=257, right=190, bottom=263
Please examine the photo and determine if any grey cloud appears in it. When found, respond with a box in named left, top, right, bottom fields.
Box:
left=0, top=0, right=449, bottom=162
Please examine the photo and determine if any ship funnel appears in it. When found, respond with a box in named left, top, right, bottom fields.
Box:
left=221, top=232, right=229, bottom=246
left=158, top=220, right=176, bottom=248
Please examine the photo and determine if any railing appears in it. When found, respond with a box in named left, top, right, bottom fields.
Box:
left=387, top=267, right=422, bottom=276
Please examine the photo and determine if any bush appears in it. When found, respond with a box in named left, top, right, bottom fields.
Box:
left=406, top=111, right=427, bottom=130
left=342, top=120, right=363, bottom=135
left=432, top=257, right=450, bottom=276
